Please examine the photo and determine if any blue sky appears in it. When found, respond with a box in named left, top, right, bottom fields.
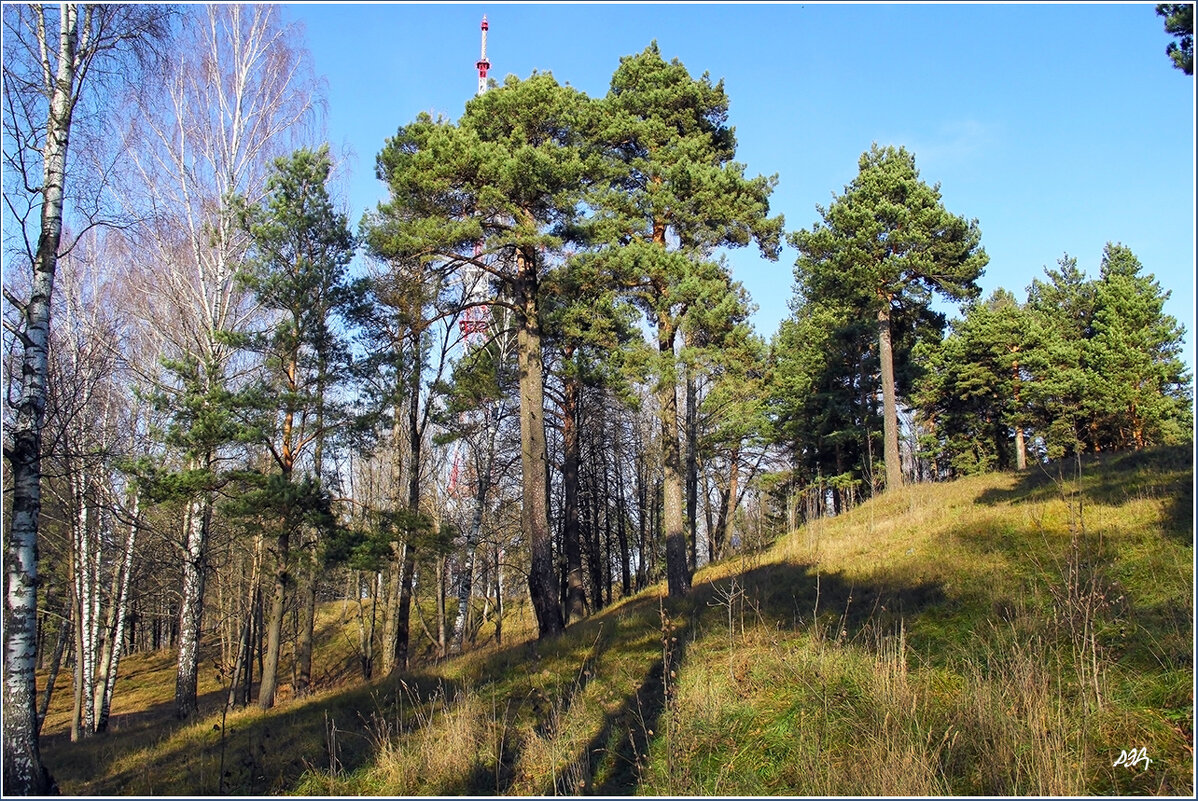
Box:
left=282, top=2, right=1196, bottom=374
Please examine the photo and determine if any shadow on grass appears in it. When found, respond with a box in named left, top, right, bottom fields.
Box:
left=554, top=561, right=949, bottom=795
left=555, top=596, right=688, bottom=795
left=41, top=685, right=229, bottom=794
left=60, top=560, right=951, bottom=796
left=48, top=667, right=469, bottom=796
left=45, top=531, right=1048, bottom=796
left=974, top=446, right=1193, bottom=545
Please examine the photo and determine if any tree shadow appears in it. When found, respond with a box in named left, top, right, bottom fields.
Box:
left=545, top=594, right=691, bottom=796
left=974, top=446, right=1192, bottom=544
left=41, top=685, right=229, bottom=794
left=555, top=560, right=948, bottom=795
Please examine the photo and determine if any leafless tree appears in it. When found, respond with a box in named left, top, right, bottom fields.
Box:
left=119, top=4, right=321, bottom=720
left=2, top=4, right=171, bottom=793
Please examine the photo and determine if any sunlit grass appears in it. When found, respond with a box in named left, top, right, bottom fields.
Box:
left=39, top=446, right=1193, bottom=795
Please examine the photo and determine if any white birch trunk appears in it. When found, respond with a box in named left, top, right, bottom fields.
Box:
left=450, top=407, right=498, bottom=653
left=174, top=488, right=210, bottom=719
left=93, top=491, right=139, bottom=732
left=3, top=4, right=80, bottom=793
left=70, top=468, right=96, bottom=740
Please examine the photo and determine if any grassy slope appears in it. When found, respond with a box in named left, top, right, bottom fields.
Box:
left=40, top=446, right=1194, bottom=795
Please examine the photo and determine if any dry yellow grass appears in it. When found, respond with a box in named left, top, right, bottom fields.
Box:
left=36, top=447, right=1194, bottom=796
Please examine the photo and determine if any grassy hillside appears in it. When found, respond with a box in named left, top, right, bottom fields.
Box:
left=40, top=446, right=1193, bottom=795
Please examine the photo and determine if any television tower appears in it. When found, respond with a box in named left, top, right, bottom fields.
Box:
left=460, top=14, right=493, bottom=340
left=476, top=15, right=490, bottom=96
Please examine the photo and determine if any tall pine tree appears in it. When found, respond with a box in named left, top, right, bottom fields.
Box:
left=593, top=42, right=782, bottom=596
left=1087, top=243, right=1191, bottom=449
left=790, top=144, right=987, bottom=490
left=234, top=145, right=355, bottom=708
left=367, top=73, right=604, bottom=637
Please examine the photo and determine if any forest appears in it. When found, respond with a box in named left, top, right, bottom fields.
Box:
left=2, top=4, right=1193, bottom=796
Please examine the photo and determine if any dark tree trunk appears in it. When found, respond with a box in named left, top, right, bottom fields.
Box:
left=256, top=525, right=290, bottom=710
left=561, top=362, right=587, bottom=624
left=516, top=247, right=563, bottom=637
left=394, top=547, right=416, bottom=671
left=685, top=356, right=698, bottom=570
left=657, top=320, right=692, bottom=597
left=585, top=458, right=604, bottom=612
left=395, top=331, right=424, bottom=671
left=293, top=558, right=317, bottom=698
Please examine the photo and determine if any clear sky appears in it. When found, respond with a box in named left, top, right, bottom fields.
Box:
left=281, top=1, right=1196, bottom=374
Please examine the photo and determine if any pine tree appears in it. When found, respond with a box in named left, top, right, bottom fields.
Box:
left=367, top=73, right=602, bottom=637
left=914, top=289, right=1031, bottom=475
left=593, top=42, right=783, bottom=596
left=694, top=312, right=772, bottom=562
left=1087, top=243, right=1192, bottom=449
left=790, top=144, right=987, bottom=491
left=1023, top=254, right=1101, bottom=458
left=771, top=296, right=876, bottom=501
left=234, top=145, right=355, bottom=708
left=1156, top=3, right=1195, bottom=75
left=541, top=257, right=644, bottom=622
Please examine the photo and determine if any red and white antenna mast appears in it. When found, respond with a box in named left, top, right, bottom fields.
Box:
left=476, top=15, right=491, bottom=96
left=459, top=14, right=491, bottom=346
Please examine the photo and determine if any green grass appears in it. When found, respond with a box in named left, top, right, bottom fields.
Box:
left=39, top=445, right=1194, bottom=795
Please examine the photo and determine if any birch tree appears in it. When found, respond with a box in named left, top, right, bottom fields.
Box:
left=123, top=3, right=319, bottom=719
left=2, top=4, right=170, bottom=792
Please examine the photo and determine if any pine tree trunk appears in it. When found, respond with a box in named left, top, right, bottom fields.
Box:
left=561, top=365, right=587, bottom=625
left=877, top=303, right=903, bottom=491
left=704, top=468, right=718, bottom=563
left=229, top=531, right=264, bottom=707
left=394, top=548, right=416, bottom=671
left=1012, top=359, right=1027, bottom=470
left=493, top=545, right=504, bottom=646
left=394, top=346, right=424, bottom=670
left=598, top=439, right=614, bottom=604
left=717, top=448, right=742, bottom=558
left=294, top=360, right=328, bottom=696
left=685, top=355, right=699, bottom=570
left=435, top=555, right=448, bottom=659
left=584, top=458, right=604, bottom=611
left=636, top=451, right=650, bottom=590
left=293, top=558, right=317, bottom=698
left=379, top=557, right=400, bottom=675
left=259, top=377, right=301, bottom=710
left=516, top=247, right=563, bottom=637
left=657, top=321, right=692, bottom=597
left=227, top=609, right=252, bottom=709
left=256, top=525, right=290, bottom=709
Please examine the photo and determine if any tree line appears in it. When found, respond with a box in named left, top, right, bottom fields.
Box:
left=2, top=5, right=1192, bottom=795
